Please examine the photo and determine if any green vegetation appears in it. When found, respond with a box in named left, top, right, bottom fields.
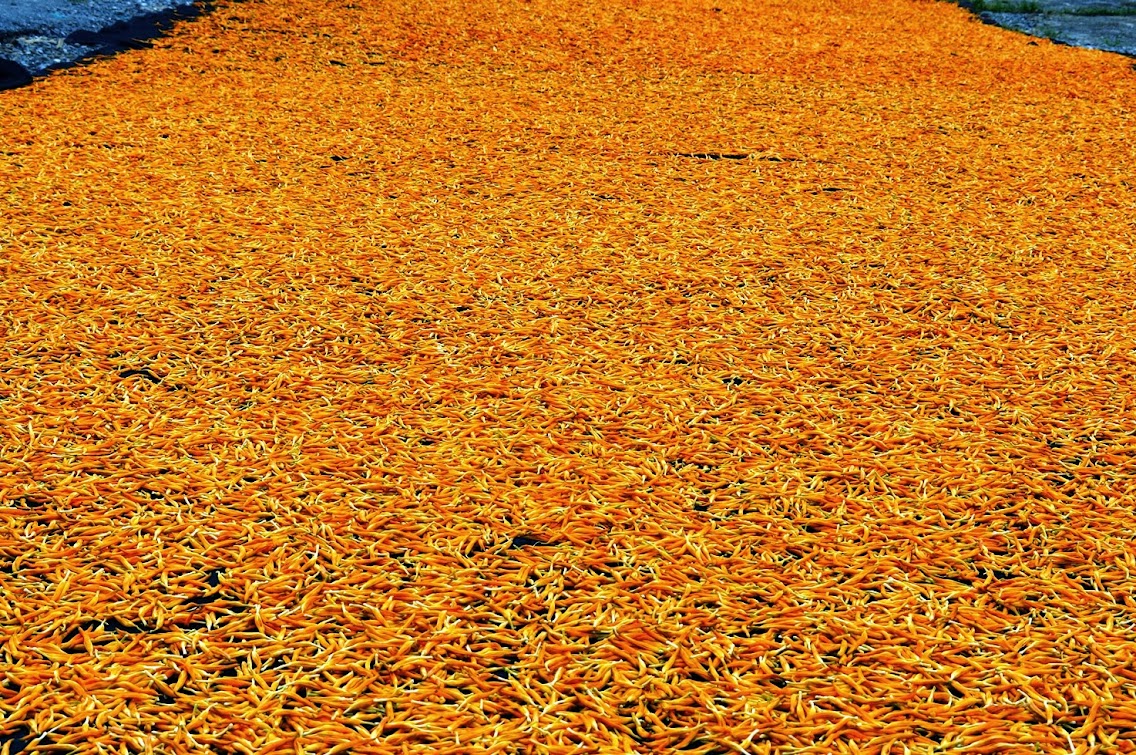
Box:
left=966, top=0, right=1042, bottom=12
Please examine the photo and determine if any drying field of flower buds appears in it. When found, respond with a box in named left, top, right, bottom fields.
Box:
left=1, top=0, right=1135, bottom=752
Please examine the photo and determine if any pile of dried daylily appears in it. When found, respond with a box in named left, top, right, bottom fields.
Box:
left=2, top=0, right=1135, bottom=751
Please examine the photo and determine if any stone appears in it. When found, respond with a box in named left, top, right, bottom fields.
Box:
left=0, top=57, right=31, bottom=90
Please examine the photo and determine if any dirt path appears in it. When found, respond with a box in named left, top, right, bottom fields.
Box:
left=962, top=0, right=1136, bottom=55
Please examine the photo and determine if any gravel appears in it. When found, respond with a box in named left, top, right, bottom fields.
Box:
left=0, top=0, right=207, bottom=88
left=961, top=0, right=1136, bottom=56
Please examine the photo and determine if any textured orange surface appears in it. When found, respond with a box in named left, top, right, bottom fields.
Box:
left=2, top=0, right=1136, bottom=752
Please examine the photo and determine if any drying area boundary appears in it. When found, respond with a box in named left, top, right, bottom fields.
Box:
left=1, top=0, right=1136, bottom=752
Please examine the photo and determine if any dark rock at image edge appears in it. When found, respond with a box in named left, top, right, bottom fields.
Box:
left=0, top=57, right=32, bottom=89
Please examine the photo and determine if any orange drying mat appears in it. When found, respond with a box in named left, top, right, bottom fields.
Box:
left=1, top=0, right=1136, bottom=752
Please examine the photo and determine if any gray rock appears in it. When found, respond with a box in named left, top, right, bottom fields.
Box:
left=0, top=56, right=31, bottom=89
